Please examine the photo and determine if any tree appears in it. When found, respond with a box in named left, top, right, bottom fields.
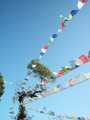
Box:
left=0, top=73, right=5, bottom=99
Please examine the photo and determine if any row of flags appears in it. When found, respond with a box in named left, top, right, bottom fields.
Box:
left=29, top=71, right=90, bottom=101
left=25, top=0, right=89, bottom=85
left=56, top=51, right=90, bottom=78
left=39, top=0, right=88, bottom=60
left=28, top=107, right=90, bottom=120
left=27, top=50, right=90, bottom=84
left=11, top=0, right=90, bottom=120
left=23, top=0, right=90, bottom=101
left=9, top=1, right=89, bottom=120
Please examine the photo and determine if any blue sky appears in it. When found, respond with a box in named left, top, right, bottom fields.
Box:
left=0, top=0, right=90, bottom=120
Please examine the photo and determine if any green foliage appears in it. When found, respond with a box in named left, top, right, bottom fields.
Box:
left=27, top=60, right=56, bottom=80
left=0, top=73, right=5, bottom=98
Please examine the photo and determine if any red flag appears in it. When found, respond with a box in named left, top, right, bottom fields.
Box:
left=80, top=0, right=88, bottom=4
left=43, top=45, right=49, bottom=49
left=79, top=55, right=89, bottom=63
left=57, top=70, right=64, bottom=77
left=61, top=20, right=65, bottom=31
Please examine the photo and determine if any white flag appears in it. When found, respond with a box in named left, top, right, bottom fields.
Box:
left=77, top=0, right=85, bottom=9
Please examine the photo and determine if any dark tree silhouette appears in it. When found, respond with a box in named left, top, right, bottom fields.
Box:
left=17, top=103, right=26, bottom=120
left=0, top=73, right=5, bottom=99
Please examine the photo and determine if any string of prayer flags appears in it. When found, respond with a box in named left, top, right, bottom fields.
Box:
left=27, top=51, right=90, bottom=84
left=38, top=0, right=89, bottom=64
left=29, top=107, right=90, bottom=120
left=60, top=9, right=79, bottom=31
left=79, top=54, right=90, bottom=63
left=11, top=1, right=89, bottom=120
left=39, top=34, right=58, bottom=59
left=39, top=44, right=49, bottom=58
left=60, top=0, right=88, bottom=31
left=56, top=51, right=90, bottom=78
left=38, top=0, right=88, bottom=60
left=28, top=71, right=90, bottom=102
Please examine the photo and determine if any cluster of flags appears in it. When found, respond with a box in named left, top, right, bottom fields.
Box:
left=39, top=34, right=57, bottom=59
left=30, top=107, right=90, bottom=120
left=56, top=51, right=90, bottom=78
left=38, top=0, right=88, bottom=60
left=10, top=1, right=89, bottom=120
left=61, top=0, right=88, bottom=31
left=22, top=0, right=89, bottom=101
left=29, top=72, right=90, bottom=101
left=27, top=51, right=90, bottom=84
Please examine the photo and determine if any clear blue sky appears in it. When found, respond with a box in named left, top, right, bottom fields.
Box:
left=0, top=0, right=90, bottom=120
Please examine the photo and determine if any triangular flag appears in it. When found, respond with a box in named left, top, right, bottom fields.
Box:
left=61, top=20, right=65, bottom=30
left=77, top=0, right=85, bottom=9
left=68, top=14, right=73, bottom=21
left=43, top=45, right=49, bottom=49
left=77, top=0, right=88, bottom=9
left=57, top=70, right=64, bottom=77
left=52, top=33, right=58, bottom=38
left=75, top=59, right=83, bottom=66
left=41, top=48, right=47, bottom=53
left=84, top=72, right=90, bottom=79
left=71, top=9, right=79, bottom=16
